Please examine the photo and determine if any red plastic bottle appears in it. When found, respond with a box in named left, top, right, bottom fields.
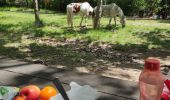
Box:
left=139, top=58, right=165, bottom=100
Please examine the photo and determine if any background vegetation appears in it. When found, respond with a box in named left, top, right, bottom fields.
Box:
left=0, top=0, right=170, bottom=18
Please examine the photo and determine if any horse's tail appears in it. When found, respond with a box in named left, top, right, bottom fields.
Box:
left=66, top=6, right=72, bottom=27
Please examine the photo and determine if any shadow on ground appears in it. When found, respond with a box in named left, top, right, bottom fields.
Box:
left=0, top=28, right=170, bottom=72
left=1, top=10, right=169, bottom=100
left=0, top=15, right=170, bottom=78
left=157, top=20, right=170, bottom=23
left=0, top=68, right=138, bottom=100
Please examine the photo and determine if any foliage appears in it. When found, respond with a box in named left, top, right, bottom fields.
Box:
left=158, top=0, right=170, bottom=19
left=1, top=0, right=170, bottom=17
left=144, top=0, right=161, bottom=16
left=0, top=0, right=7, bottom=6
left=133, top=0, right=146, bottom=11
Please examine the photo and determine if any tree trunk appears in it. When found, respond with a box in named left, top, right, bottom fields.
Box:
left=25, top=0, right=28, bottom=7
left=33, top=0, right=43, bottom=27
left=93, top=0, right=102, bottom=29
left=104, top=0, right=106, bottom=5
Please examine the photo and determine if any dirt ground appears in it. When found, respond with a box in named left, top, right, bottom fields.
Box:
left=36, top=38, right=170, bottom=82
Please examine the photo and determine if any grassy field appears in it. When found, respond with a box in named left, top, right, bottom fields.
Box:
left=0, top=10, right=170, bottom=49
left=0, top=7, right=170, bottom=78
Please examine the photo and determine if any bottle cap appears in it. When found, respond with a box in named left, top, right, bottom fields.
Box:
left=145, top=58, right=160, bottom=71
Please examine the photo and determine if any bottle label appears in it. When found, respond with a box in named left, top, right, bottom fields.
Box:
left=140, top=82, right=162, bottom=100
left=145, top=84, right=157, bottom=96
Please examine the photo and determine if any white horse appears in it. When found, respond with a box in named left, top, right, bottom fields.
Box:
left=94, top=3, right=126, bottom=27
left=66, top=2, right=93, bottom=28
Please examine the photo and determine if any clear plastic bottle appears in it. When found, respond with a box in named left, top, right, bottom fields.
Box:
left=139, top=58, right=165, bottom=100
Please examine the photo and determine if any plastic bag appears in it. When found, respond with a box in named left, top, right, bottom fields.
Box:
left=161, top=71, right=170, bottom=100
left=50, top=82, right=99, bottom=100
left=0, top=86, right=19, bottom=100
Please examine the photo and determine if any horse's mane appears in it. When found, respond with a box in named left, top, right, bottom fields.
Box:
left=111, top=3, right=124, bottom=15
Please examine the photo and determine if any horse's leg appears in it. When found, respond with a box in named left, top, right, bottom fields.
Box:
left=85, top=16, right=88, bottom=27
left=70, top=17, right=73, bottom=28
left=80, top=15, right=84, bottom=27
left=109, top=17, right=112, bottom=26
left=114, top=16, right=116, bottom=27
left=71, top=15, right=73, bottom=28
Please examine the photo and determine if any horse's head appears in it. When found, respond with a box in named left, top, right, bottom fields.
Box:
left=88, top=6, right=94, bottom=16
left=120, top=15, right=126, bottom=28
left=92, top=7, right=97, bottom=18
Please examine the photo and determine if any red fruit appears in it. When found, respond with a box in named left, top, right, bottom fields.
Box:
left=19, top=85, right=40, bottom=100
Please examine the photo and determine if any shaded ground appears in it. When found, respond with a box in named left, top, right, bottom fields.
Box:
left=0, top=10, right=170, bottom=81
left=0, top=33, right=170, bottom=81
left=0, top=59, right=139, bottom=100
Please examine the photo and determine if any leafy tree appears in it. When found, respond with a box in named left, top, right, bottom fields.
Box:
left=106, top=0, right=146, bottom=16
left=145, top=0, right=161, bottom=16
left=133, top=0, right=146, bottom=17
left=1, top=0, right=169, bottom=19
left=159, top=0, right=170, bottom=19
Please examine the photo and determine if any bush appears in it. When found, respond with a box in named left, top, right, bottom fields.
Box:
left=0, top=0, right=7, bottom=6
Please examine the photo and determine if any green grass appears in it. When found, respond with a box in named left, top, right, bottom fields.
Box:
left=0, top=8, right=170, bottom=67
left=0, top=9, right=169, bottom=45
left=0, top=7, right=57, bottom=13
